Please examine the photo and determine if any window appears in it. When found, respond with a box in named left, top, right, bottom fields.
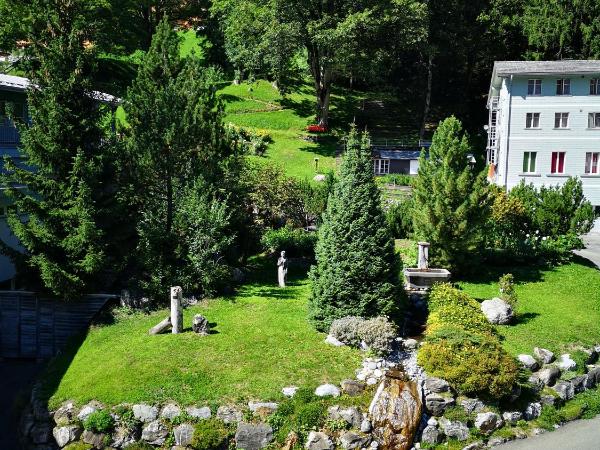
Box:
left=554, top=112, right=569, bottom=128
left=522, top=152, right=537, bottom=173
left=591, top=79, right=600, bottom=95
left=556, top=79, right=571, bottom=95
left=526, top=113, right=540, bottom=128
left=373, top=159, right=389, bottom=175
left=551, top=151, right=566, bottom=174
left=528, top=79, right=542, bottom=96
left=589, top=113, right=600, bottom=129
left=0, top=101, right=24, bottom=120
left=585, top=152, right=599, bottom=174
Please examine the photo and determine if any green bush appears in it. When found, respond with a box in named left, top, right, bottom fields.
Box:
left=329, top=316, right=398, bottom=355
left=226, top=124, right=272, bottom=156
left=419, top=284, right=519, bottom=400
left=295, top=402, right=326, bottom=430
left=123, top=443, right=154, bottom=450
left=83, top=409, right=115, bottom=434
left=64, top=443, right=93, bottom=450
left=329, top=316, right=364, bottom=347
left=292, top=387, right=318, bottom=405
left=190, top=419, right=230, bottom=450
left=261, top=226, right=317, bottom=258
left=376, top=174, right=414, bottom=186
left=386, top=197, right=414, bottom=239
left=536, top=405, right=565, bottom=430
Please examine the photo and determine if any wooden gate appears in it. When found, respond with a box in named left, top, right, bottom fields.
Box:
left=0, top=292, right=113, bottom=359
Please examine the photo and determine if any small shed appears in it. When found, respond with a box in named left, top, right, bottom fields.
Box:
left=372, top=148, right=424, bottom=175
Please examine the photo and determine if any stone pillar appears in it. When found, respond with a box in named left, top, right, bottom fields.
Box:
left=418, top=242, right=430, bottom=270
left=170, top=286, right=183, bottom=334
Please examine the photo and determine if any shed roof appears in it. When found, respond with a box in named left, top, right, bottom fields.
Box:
left=372, top=149, right=423, bottom=160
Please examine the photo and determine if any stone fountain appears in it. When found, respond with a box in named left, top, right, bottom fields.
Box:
left=403, top=242, right=451, bottom=290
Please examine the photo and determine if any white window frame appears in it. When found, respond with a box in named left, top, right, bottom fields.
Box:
left=373, top=159, right=390, bottom=175
left=590, top=79, right=600, bottom=95
left=528, top=79, right=542, bottom=96
left=522, top=151, right=537, bottom=174
left=585, top=152, right=600, bottom=174
left=550, top=151, right=566, bottom=174
left=556, top=78, right=571, bottom=95
left=588, top=113, right=600, bottom=129
left=525, top=112, right=540, bottom=129
left=554, top=112, right=569, bottom=129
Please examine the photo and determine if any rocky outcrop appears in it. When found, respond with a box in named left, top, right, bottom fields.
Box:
left=235, top=422, right=273, bottom=450
left=369, top=369, right=422, bottom=450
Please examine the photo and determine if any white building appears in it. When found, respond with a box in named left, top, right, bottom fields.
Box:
left=486, top=61, right=600, bottom=229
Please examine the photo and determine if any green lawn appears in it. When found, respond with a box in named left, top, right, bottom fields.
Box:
left=42, top=260, right=362, bottom=409
left=458, top=259, right=600, bottom=356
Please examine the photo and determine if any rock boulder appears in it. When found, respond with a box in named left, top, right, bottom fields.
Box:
left=481, top=298, right=514, bottom=324
left=474, top=412, right=502, bottom=434
left=534, top=347, right=555, bottom=364
left=235, top=422, right=274, bottom=450
left=518, top=354, right=539, bottom=371
left=192, top=314, right=210, bottom=335
left=537, top=366, right=561, bottom=386
left=315, top=384, right=340, bottom=397
left=305, top=431, right=334, bottom=450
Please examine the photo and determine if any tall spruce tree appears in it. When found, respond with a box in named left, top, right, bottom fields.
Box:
left=308, top=128, right=402, bottom=331
left=0, top=0, right=118, bottom=299
left=412, top=116, right=490, bottom=272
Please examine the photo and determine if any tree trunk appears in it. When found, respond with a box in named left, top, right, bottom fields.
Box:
left=420, top=54, right=434, bottom=140
left=308, top=47, right=332, bottom=129
left=166, top=171, right=173, bottom=234
left=170, top=286, right=183, bottom=334
left=149, top=316, right=171, bottom=335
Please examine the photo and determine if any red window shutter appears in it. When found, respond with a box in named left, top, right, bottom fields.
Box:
left=551, top=152, right=557, bottom=173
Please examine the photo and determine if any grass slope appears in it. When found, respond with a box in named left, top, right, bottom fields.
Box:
left=42, top=259, right=362, bottom=409
left=459, top=259, right=600, bottom=355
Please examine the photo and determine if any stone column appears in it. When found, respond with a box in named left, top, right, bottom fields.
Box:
left=417, top=242, right=430, bottom=270
left=170, top=286, right=183, bottom=334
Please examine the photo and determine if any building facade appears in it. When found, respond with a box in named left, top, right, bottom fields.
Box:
left=486, top=61, right=600, bottom=229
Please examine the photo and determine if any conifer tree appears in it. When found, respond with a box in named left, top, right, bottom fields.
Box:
left=412, top=116, right=490, bottom=272
left=308, top=127, right=402, bottom=331
left=0, top=1, right=117, bottom=299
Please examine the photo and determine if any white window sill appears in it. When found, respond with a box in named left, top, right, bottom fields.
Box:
left=546, top=173, right=570, bottom=177
left=524, top=128, right=541, bottom=130
left=581, top=174, right=600, bottom=178
left=586, top=128, right=600, bottom=131
left=553, top=128, right=570, bottom=130
left=519, top=173, right=541, bottom=177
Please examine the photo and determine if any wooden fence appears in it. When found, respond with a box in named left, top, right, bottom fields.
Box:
left=0, top=292, right=114, bottom=359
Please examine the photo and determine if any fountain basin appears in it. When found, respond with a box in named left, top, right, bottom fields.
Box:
left=403, top=268, right=451, bottom=291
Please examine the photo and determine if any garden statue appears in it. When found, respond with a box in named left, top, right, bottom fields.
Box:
left=417, top=242, right=430, bottom=270
left=277, top=251, right=288, bottom=287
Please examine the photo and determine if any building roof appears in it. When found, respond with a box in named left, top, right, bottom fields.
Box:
left=494, top=60, right=600, bottom=76
left=0, top=73, right=121, bottom=104
left=488, top=60, right=600, bottom=101
left=372, top=149, right=423, bottom=160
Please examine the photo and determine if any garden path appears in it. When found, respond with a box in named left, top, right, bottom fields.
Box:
left=574, top=232, right=600, bottom=269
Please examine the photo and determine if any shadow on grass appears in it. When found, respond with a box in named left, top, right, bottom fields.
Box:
left=513, top=312, right=540, bottom=325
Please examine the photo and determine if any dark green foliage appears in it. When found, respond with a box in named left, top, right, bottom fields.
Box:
left=84, top=409, right=115, bottom=433
left=412, top=117, right=490, bottom=272
left=0, top=0, right=127, bottom=299
left=510, top=178, right=595, bottom=238
left=123, top=443, right=154, bottom=450
left=418, top=283, right=519, bottom=400
left=124, top=18, right=244, bottom=301
left=261, top=226, right=317, bottom=258
left=295, top=402, right=326, bottom=430
left=190, top=419, right=230, bottom=450
left=308, top=127, right=402, bottom=331
left=63, top=443, right=93, bottom=450
left=385, top=197, right=414, bottom=239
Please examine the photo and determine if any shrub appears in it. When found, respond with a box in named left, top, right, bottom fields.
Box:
left=226, top=124, right=272, bottom=156
left=385, top=197, right=414, bottom=239
left=294, top=402, right=326, bottom=430
left=64, top=443, right=93, bottom=450
left=376, top=174, right=414, bottom=186
left=419, top=284, right=519, bottom=400
left=123, top=443, right=154, bottom=450
left=329, top=316, right=364, bottom=347
left=498, top=274, right=517, bottom=307
left=292, top=387, right=318, bottom=405
left=261, top=226, right=317, bottom=258
left=83, top=409, right=115, bottom=434
left=536, top=405, right=565, bottom=430
left=360, top=316, right=398, bottom=355
left=191, top=419, right=230, bottom=450
left=329, top=316, right=398, bottom=355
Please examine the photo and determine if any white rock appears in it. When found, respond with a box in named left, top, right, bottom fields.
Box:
left=474, top=412, right=502, bottom=434
left=77, top=405, right=98, bottom=422
left=133, top=404, right=158, bottom=423
left=373, top=369, right=383, bottom=378
left=248, top=402, right=278, bottom=414
left=325, top=335, right=345, bottom=347
left=481, top=298, right=514, bottom=324
left=518, top=354, right=540, bottom=371
left=217, top=405, right=243, bottom=424
left=366, top=377, right=378, bottom=386
left=185, top=406, right=211, bottom=420
left=558, top=354, right=577, bottom=371
left=282, top=386, right=298, bottom=397
left=313, top=174, right=327, bottom=182
left=52, top=425, right=82, bottom=447
left=524, top=402, right=542, bottom=420
left=534, top=347, right=555, bottom=364
left=315, top=384, right=340, bottom=397
left=427, top=417, right=438, bottom=427
left=174, top=423, right=195, bottom=447
left=160, top=403, right=182, bottom=420
left=403, top=339, right=419, bottom=350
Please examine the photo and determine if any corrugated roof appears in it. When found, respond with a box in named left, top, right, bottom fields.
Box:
left=0, top=73, right=121, bottom=104
left=372, top=149, right=423, bottom=160
left=494, top=60, right=600, bottom=76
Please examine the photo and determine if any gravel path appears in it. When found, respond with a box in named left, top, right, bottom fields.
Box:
left=574, top=232, right=600, bottom=269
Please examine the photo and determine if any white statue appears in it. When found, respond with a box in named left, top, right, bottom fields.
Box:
left=277, top=251, right=288, bottom=287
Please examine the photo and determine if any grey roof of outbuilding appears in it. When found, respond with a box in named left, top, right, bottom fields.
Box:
left=494, top=60, right=600, bottom=76
left=372, top=149, right=423, bottom=160
left=0, top=73, right=121, bottom=104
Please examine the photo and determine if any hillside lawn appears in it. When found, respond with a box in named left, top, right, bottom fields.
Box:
left=41, top=258, right=363, bottom=409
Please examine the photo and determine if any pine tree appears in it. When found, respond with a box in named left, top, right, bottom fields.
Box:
left=0, top=1, right=116, bottom=299
left=308, top=127, right=402, bottom=331
left=412, top=116, right=490, bottom=272
left=125, top=17, right=243, bottom=299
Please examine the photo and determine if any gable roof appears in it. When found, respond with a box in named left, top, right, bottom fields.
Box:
left=493, top=60, right=600, bottom=77
left=0, top=73, right=120, bottom=104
